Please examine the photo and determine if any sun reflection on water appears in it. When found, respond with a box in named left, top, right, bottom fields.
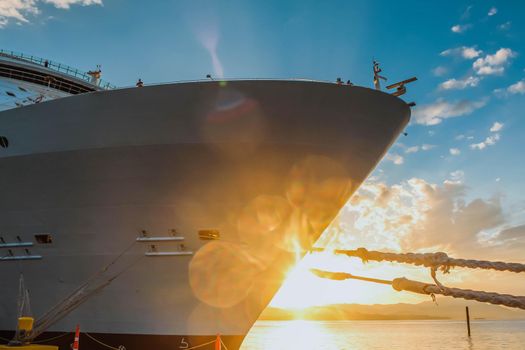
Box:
left=242, top=320, right=340, bottom=350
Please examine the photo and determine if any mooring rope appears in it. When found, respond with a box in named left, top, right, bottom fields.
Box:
left=0, top=335, right=10, bottom=342
left=29, top=240, right=141, bottom=342
left=32, top=332, right=71, bottom=344
left=310, top=269, right=525, bottom=310
left=183, top=339, right=217, bottom=350
left=84, top=332, right=121, bottom=350
left=312, top=247, right=525, bottom=273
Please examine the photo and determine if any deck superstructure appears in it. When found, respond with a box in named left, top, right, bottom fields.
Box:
left=0, top=50, right=115, bottom=95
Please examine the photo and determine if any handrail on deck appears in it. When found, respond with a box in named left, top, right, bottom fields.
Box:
left=0, top=49, right=116, bottom=90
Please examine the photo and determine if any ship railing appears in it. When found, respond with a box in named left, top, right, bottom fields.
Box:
left=0, top=49, right=116, bottom=90
left=0, top=66, right=94, bottom=95
left=116, top=77, right=336, bottom=90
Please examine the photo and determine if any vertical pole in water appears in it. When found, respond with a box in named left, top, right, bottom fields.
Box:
left=465, top=306, right=471, bottom=337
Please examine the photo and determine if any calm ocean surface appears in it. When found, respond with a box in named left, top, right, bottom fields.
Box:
left=241, top=320, right=525, bottom=349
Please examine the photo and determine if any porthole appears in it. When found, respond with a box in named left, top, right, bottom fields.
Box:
left=0, top=136, right=8, bottom=149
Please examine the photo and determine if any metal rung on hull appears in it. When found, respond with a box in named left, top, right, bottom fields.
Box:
left=1, top=255, right=42, bottom=261
left=0, top=242, right=33, bottom=248
left=137, top=237, right=184, bottom=243
left=145, top=252, right=193, bottom=257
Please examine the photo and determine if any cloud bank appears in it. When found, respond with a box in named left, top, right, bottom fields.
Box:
left=473, top=48, right=516, bottom=75
left=384, top=153, right=404, bottom=165
left=470, top=122, right=503, bottom=150
left=412, top=98, right=487, bottom=126
left=440, top=46, right=482, bottom=59
left=507, top=80, right=525, bottom=95
left=0, top=0, right=101, bottom=27
left=439, top=76, right=480, bottom=90
left=332, top=178, right=512, bottom=259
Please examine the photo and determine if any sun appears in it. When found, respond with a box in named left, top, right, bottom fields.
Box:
left=269, top=250, right=427, bottom=310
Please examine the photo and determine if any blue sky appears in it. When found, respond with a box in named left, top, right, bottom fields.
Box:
left=2, top=0, right=525, bottom=302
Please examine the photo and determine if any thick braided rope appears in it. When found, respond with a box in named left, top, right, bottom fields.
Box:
left=392, top=277, right=525, bottom=310
left=312, top=269, right=525, bottom=310
left=319, top=247, right=525, bottom=273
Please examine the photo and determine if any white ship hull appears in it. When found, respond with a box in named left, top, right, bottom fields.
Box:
left=0, top=80, right=410, bottom=349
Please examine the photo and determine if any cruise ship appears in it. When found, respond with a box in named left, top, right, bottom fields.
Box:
left=0, top=50, right=411, bottom=349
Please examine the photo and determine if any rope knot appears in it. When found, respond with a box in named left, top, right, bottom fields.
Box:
left=431, top=252, right=451, bottom=274
left=356, top=247, right=369, bottom=263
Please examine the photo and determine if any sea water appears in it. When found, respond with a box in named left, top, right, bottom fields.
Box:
left=241, top=320, right=525, bottom=349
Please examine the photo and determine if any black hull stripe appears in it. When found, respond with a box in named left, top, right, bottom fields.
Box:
left=0, top=331, right=244, bottom=350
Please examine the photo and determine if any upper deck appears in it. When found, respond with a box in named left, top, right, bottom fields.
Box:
left=0, top=49, right=116, bottom=95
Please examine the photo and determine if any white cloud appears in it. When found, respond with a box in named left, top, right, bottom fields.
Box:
left=384, top=153, right=404, bottom=165
left=494, top=80, right=525, bottom=98
left=432, top=66, right=448, bottom=77
left=43, top=0, right=101, bottom=9
left=498, top=21, right=511, bottom=31
left=451, top=24, right=472, bottom=33
left=450, top=148, right=461, bottom=156
left=447, top=170, right=465, bottom=184
left=470, top=133, right=500, bottom=150
left=413, top=98, right=487, bottom=126
left=404, top=144, right=435, bottom=154
left=473, top=48, right=516, bottom=75
left=507, top=80, right=525, bottom=95
left=421, top=144, right=435, bottom=151
left=488, top=7, right=497, bottom=16
left=439, top=76, right=480, bottom=90
left=440, top=46, right=482, bottom=59
left=0, top=0, right=39, bottom=27
left=0, top=0, right=100, bottom=27
left=490, top=122, right=503, bottom=132
left=334, top=178, right=504, bottom=255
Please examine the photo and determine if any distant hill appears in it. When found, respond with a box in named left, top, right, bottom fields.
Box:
left=261, top=298, right=525, bottom=321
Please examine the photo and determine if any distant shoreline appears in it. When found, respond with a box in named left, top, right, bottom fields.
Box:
left=261, top=299, right=525, bottom=321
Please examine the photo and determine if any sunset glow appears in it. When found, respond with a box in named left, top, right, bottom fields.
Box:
left=271, top=175, right=525, bottom=310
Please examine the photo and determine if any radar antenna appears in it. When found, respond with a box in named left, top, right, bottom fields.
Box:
left=386, top=77, right=418, bottom=97
left=373, top=60, right=387, bottom=90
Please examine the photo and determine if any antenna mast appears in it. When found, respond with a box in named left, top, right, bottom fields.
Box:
left=373, top=60, right=387, bottom=90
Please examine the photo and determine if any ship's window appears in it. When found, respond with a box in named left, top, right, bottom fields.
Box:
left=18, top=86, right=27, bottom=92
left=0, top=136, right=8, bottom=149
left=5, top=91, right=16, bottom=97
left=35, top=234, right=53, bottom=244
